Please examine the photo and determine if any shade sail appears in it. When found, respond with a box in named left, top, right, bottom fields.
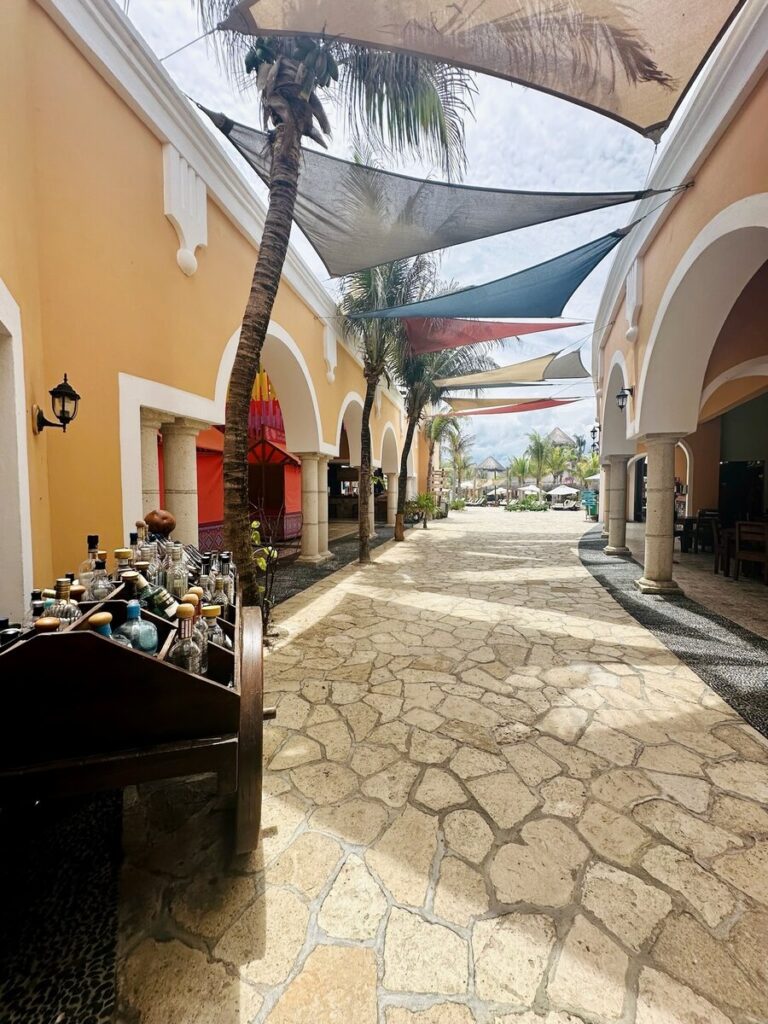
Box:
left=446, top=396, right=551, bottom=413
left=451, top=398, right=579, bottom=416
left=436, top=348, right=589, bottom=389
left=406, top=317, right=583, bottom=354
left=356, top=228, right=629, bottom=320
left=221, top=0, right=745, bottom=138
left=202, top=106, right=656, bottom=276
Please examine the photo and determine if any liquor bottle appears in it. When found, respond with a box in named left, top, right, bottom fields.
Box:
left=113, top=548, right=134, bottom=581
left=22, top=598, right=46, bottom=629
left=34, top=616, right=61, bottom=634
left=167, top=603, right=201, bottom=674
left=181, top=592, right=208, bottom=673
left=119, top=570, right=139, bottom=601
left=88, top=560, right=113, bottom=601
left=77, top=535, right=100, bottom=591
left=211, top=575, right=230, bottom=616
left=219, top=553, right=235, bottom=604
left=132, top=570, right=179, bottom=620
left=49, top=579, right=80, bottom=625
left=65, top=572, right=77, bottom=585
left=201, top=604, right=233, bottom=650
left=70, top=584, right=87, bottom=604
left=88, top=611, right=132, bottom=647
left=114, top=599, right=158, bottom=654
left=129, top=531, right=140, bottom=563
left=165, top=544, right=189, bottom=600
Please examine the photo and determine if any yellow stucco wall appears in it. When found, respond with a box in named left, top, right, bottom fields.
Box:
left=0, top=0, right=407, bottom=585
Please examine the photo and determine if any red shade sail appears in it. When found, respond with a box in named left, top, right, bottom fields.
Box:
left=405, top=318, right=583, bottom=354
left=449, top=398, right=580, bottom=416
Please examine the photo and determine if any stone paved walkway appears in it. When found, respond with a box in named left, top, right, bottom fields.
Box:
left=117, top=509, right=768, bottom=1024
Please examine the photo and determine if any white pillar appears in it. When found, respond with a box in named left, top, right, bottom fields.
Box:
left=299, top=453, right=321, bottom=562
left=636, top=435, right=683, bottom=595
left=161, top=418, right=207, bottom=545
left=386, top=473, right=398, bottom=526
left=140, top=410, right=168, bottom=515
left=406, top=475, right=417, bottom=500
left=317, top=455, right=331, bottom=560
left=605, top=455, right=630, bottom=556
left=600, top=461, right=611, bottom=538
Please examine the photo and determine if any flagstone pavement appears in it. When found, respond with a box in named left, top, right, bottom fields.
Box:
left=117, top=509, right=768, bottom=1024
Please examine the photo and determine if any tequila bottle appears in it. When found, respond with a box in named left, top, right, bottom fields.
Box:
left=88, top=611, right=132, bottom=647
left=77, top=535, right=100, bottom=591
left=88, top=560, right=113, bottom=601
left=167, top=603, right=201, bottom=674
left=181, top=592, right=208, bottom=673
left=115, top=599, right=158, bottom=654
left=133, top=571, right=178, bottom=620
left=201, top=604, right=233, bottom=650
left=49, top=579, right=80, bottom=625
left=22, top=598, right=46, bottom=629
left=113, top=548, right=133, bottom=581
left=119, top=570, right=139, bottom=601
left=165, top=544, right=189, bottom=600
left=129, top=531, right=140, bottom=563
left=212, top=576, right=230, bottom=616
left=219, top=553, right=235, bottom=604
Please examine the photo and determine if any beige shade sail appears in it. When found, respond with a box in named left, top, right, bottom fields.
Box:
left=435, top=347, right=589, bottom=388
left=221, top=0, right=746, bottom=138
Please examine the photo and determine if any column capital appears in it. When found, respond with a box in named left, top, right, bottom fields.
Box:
left=297, top=451, right=320, bottom=463
left=162, top=416, right=210, bottom=436
left=608, top=453, right=631, bottom=466
left=640, top=432, right=686, bottom=448
left=141, top=408, right=173, bottom=431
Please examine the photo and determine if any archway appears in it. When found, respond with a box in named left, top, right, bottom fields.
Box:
left=328, top=393, right=365, bottom=537
left=379, top=423, right=399, bottom=474
left=259, top=327, right=323, bottom=454
left=600, top=356, right=635, bottom=457
left=637, top=194, right=768, bottom=437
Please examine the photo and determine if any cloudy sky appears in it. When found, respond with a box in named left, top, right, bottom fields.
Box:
left=124, top=0, right=657, bottom=462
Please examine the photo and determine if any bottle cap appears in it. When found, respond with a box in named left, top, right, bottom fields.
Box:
left=31, top=601, right=45, bottom=615
left=134, top=561, right=150, bottom=572
left=89, top=611, right=113, bottom=628
left=87, top=534, right=99, bottom=548
left=135, top=519, right=146, bottom=530
left=34, top=616, right=61, bottom=632
left=180, top=593, right=199, bottom=607
left=70, top=585, right=87, bottom=603
left=121, top=570, right=139, bottom=582
left=202, top=604, right=222, bottom=618
left=66, top=572, right=76, bottom=583
left=31, top=589, right=42, bottom=601
left=129, top=532, right=138, bottom=545
left=0, top=617, right=9, bottom=630
left=171, top=546, right=182, bottom=560
left=55, top=579, right=71, bottom=599
left=126, top=600, right=141, bottom=619
left=95, top=560, right=106, bottom=570
left=114, top=548, right=132, bottom=560
left=176, top=603, right=195, bottom=620
left=189, top=586, right=204, bottom=598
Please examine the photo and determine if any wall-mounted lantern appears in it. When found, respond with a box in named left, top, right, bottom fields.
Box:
left=33, top=374, right=81, bottom=434
left=590, top=424, right=601, bottom=453
left=615, top=386, right=634, bottom=412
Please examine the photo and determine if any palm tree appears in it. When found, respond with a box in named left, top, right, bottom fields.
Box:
left=447, top=426, right=474, bottom=493
left=424, top=414, right=460, bottom=499
left=526, top=431, right=551, bottom=488
left=341, top=255, right=434, bottom=562
left=575, top=452, right=601, bottom=486
left=192, top=10, right=474, bottom=601
left=509, top=455, right=531, bottom=489
left=196, top=2, right=669, bottom=599
left=392, top=344, right=497, bottom=540
left=572, top=434, right=587, bottom=458
left=546, top=445, right=569, bottom=485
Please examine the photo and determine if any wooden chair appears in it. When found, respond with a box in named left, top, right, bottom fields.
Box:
left=733, top=521, right=768, bottom=584
left=694, top=510, right=719, bottom=554
left=711, top=519, right=730, bottom=576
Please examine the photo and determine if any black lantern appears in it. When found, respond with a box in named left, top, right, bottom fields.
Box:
left=590, top=424, right=600, bottom=453
left=34, top=374, right=81, bottom=433
left=615, top=386, right=634, bottom=412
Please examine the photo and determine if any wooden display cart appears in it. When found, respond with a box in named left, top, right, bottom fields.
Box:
left=0, top=594, right=272, bottom=853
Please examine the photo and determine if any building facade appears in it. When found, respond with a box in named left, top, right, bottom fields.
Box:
left=594, top=0, right=768, bottom=591
left=0, top=0, right=415, bottom=617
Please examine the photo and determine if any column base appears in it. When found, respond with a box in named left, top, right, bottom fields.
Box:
left=298, top=552, right=330, bottom=565
left=604, top=545, right=630, bottom=557
left=635, top=576, right=684, bottom=596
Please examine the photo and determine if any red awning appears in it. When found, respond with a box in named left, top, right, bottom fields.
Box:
left=248, top=433, right=300, bottom=466
left=405, top=318, right=583, bottom=354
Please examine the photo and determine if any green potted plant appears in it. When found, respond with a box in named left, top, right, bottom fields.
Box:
left=415, top=492, right=438, bottom=529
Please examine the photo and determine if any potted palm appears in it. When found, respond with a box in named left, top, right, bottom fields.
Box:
left=415, top=492, right=437, bottom=529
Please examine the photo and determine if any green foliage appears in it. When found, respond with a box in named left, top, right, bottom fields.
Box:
left=505, top=496, right=549, bottom=512
left=526, top=430, right=552, bottom=485
left=250, top=520, right=279, bottom=631
left=450, top=498, right=466, bottom=510
left=415, top=492, right=438, bottom=516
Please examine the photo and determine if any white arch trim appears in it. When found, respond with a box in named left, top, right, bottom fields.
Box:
left=334, top=391, right=365, bottom=468
left=119, top=319, right=332, bottom=540
left=601, top=352, right=635, bottom=457
left=379, top=421, right=400, bottom=474
left=699, top=356, right=768, bottom=411
left=636, top=194, right=768, bottom=437
left=0, top=277, right=34, bottom=617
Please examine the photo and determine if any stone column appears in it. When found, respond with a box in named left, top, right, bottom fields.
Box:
left=140, top=410, right=168, bottom=515
left=317, top=455, right=331, bottom=560
left=600, top=461, right=611, bottom=538
left=161, top=417, right=207, bottom=545
left=605, top=455, right=630, bottom=556
left=299, top=453, right=321, bottom=562
left=406, top=475, right=417, bottom=500
left=386, top=473, right=398, bottom=526
left=636, top=435, right=683, bottom=594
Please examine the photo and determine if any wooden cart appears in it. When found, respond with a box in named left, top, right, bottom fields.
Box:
left=0, top=595, right=271, bottom=853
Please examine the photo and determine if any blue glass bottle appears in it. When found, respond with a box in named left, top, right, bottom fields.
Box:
left=115, top=600, right=159, bottom=654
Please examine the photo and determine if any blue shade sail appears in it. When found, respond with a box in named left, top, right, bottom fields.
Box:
left=200, top=106, right=654, bottom=277
left=356, top=228, right=632, bottom=320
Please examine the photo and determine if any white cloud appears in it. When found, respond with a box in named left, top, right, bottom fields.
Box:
left=124, top=1, right=654, bottom=462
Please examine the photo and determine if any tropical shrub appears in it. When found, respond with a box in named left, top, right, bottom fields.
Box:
left=505, top=496, right=550, bottom=512
left=450, top=498, right=466, bottom=510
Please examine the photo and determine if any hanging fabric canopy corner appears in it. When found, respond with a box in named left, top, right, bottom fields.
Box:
left=447, top=397, right=581, bottom=417
left=436, top=347, right=591, bottom=389
left=404, top=317, right=585, bottom=354
left=219, top=0, right=747, bottom=138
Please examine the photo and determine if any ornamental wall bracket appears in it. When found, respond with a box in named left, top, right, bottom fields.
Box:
left=625, top=257, right=643, bottom=344
left=323, top=324, right=337, bottom=383
left=163, top=145, right=208, bottom=276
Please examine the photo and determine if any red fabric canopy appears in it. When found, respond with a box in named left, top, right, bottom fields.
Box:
left=449, top=398, right=579, bottom=416
left=248, top=433, right=300, bottom=466
left=405, top=318, right=583, bottom=354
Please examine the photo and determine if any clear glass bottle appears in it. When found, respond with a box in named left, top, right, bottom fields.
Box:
left=115, top=599, right=158, bottom=654
left=181, top=592, right=207, bottom=672
left=49, top=579, right=80, bottom=625
left=77, top=535, right=100, bottom=591
left=133, top=570, right=178, bottom=620
left=88, top=560, right=113, bottom=601
left=88, top=611, right=132, bottom=647
left=201, top=604, right=233, bottom=651
left=22, top=599, right=46, bottom=629
left=165, top=544, right=189, bottom=600
left=219, top=553, right=235, bottom=604
left=167, top=603, right=201, bottom=674
left=119, top=570, right=139, bottom=601
left=113, top=548, right=133, bottom=581
left=129, top=531, right=140, bottom=564
left=211, top=576, right=230, bottom=616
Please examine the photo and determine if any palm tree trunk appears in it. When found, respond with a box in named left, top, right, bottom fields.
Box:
left=425, top=439, right=435, bottom=499
left=224, top=121, right=301, bottom=605
left=394, top=414, right=418, bottom=542
left=358, top=374, right=377, bottom=564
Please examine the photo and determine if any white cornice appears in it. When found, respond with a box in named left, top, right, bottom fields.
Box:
left=592, top=0, right=768, bottom=384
